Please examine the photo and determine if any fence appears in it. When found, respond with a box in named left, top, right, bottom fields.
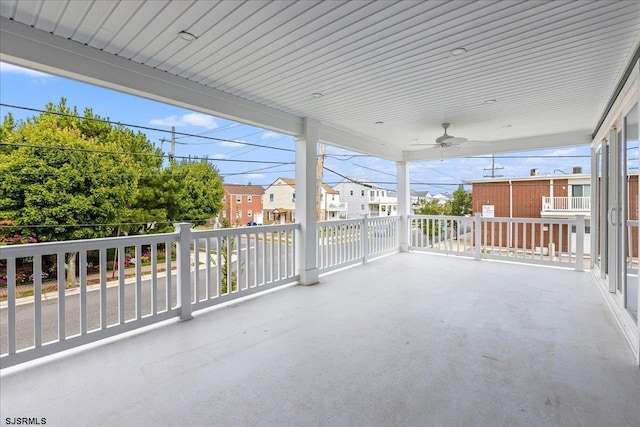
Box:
left=0, top=223, right=299, bottom=368
left=317, top=216, right=400, bottom=274
left=409, top=214, right=586, bottom=271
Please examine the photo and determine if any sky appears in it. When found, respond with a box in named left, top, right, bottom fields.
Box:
left=0, top=62, right=592, bottom=195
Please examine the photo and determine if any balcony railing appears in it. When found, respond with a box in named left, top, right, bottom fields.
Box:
left=317, top=216, right=399, bottom=274
left=0, top=223, right=299, bottom=368
left=409, top=214, right=586, bottom=270
left=542, top=196, right=591, bottom=211
left=2, top=214, right=588, bottom=368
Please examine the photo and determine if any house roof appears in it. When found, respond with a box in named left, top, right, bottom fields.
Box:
left=268, top=178, right=339, bottom=194
left=3, top=2, right=637, bottom=162
left=223, top=184, right=265, bottom=195
left=466, top=173, right=592, bottom=184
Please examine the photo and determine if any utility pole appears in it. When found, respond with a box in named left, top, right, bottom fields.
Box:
left=316, top=143, right=325, bottom=220
left=483, top=155, right=503, bottom=178
left=159, top=126, right=177, bottom=163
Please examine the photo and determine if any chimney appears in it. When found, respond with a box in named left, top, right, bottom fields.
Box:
left=530, top=168, right=539, bottom=176
left=572, top=166, right=582, bottom=174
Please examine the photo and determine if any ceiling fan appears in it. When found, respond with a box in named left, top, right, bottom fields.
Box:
left=410, top=123, right=468, bottom=148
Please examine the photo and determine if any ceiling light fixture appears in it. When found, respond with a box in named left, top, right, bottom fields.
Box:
left=375, top=121, right=384, bottom=125
left=449, top=47, right=467, bottom=57
left=178, top=31, right=197, bottom=42
left=311, top=92, right=324, bottom=98
left=483, top=99, right=497, bottom=105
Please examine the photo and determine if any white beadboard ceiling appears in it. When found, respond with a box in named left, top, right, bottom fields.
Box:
left=1, top=0, right=639, bottom=161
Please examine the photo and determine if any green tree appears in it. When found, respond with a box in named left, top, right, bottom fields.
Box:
left=159, top=159, right=224, bottom=227
left=447, top=187, right=472, bottom=217
left=0, top=110, right=138, bottom=284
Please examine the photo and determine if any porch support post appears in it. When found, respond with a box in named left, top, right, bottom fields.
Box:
left=295, top=118, right=319, bottom=285
left=397, top=160, right=410, bottom=252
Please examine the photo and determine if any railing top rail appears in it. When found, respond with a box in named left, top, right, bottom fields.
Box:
left=0, top=231, right=179, bottom=259
left=409, top=215, right=470, bottom=221
left=481, top=217, right=577, bottom=225
left=192, top=223, right=299, bottom=238
left=317, top=218, right=363, bottom=226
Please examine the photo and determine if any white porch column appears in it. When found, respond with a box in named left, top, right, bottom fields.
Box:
left=397, top=160, right=410, bottom=252
left=295, top=118, right=319, bottom=285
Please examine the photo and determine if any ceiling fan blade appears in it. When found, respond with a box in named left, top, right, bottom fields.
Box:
left=445, top=137, right=467, bottom=144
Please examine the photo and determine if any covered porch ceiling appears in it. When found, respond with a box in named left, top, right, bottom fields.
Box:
left=1, top=0, right=639, bottom=161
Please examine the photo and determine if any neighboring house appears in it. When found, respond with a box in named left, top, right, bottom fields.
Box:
left=262, top=177, right=343, bottom=224
left=468, top=168, right=592, bottom=221
left=219, top=183, right=265, bottom=227
left=432, top=193, right=452, bottom=205
left=468, top=168, right=638, bottom=256
left=334, top=178, right=396, bottom=218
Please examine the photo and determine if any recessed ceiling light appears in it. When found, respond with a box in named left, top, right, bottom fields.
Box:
left=311, top=92, right=324, bottom=98
left=449, top=47, right=467, bottom=57
left=178, top=31, right=197, bottom=42
left=375, top=121, right=384, bottom=125
left=501, top=124, right=512, bottom=128
left=483, top=99, right=497, bottom=105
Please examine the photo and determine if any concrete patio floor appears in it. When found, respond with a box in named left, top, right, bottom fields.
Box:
left=1, top=253, right=639, bottom=427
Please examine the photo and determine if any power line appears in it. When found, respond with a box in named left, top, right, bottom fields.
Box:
left=0, top=141, right=291, bottom=164
left=0, top=103, right=295, bottom=153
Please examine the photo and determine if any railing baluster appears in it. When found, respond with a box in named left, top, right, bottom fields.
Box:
left=100, top=248, right=107, bottom=329
left=34, top=255, right=42, bottom=347
left=193, top=238, right=200, bottom=302
left=151, top=244, right=158, bottom=315
left=7, top=257, right=16, bottom=354
left=118, top=247, right=125, bottom=324
left=166, top=241, right=172, bottom=311
left=216, top=235, right=222, bottom=296
left=79, top=250, right=87, bottom=334
left=58, top=253, right=66, bottom=341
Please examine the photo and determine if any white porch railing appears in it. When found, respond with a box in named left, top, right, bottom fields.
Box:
left=542, top=196, right=591, bottom=211
left=0, top=223, right=299, bottom=368
left=2, top=214, right=589, bottom=368
left=409, top=214, right=586, bottom=271
left=317, top=216, right=400, bottom=274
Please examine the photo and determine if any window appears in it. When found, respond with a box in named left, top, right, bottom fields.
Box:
left=236, top=195, right=242, bottom=203
left=222, top=210, right=227, bottom=218
left=291, top=211, right=295, bottom=222
left=222, top=196, right=226, bottom=203
left=248, top=210, right=252, bottom=217
left=361, top=204, right=365, bottom=211
left=236, top=210, right=241, bottom=218
left=331, top=195, right=335, bottom=201
left=292, top=192, right=296, bottom=201
left=269, top=193, right=274, bottom=202
left=268, top=211, right=274, bottom=220
left=350, top=190, right=354, bottom=196
left=361, top=190, right=365, bottom=196
left=247, top=195, right=252, bottom=203
left=572, top=184, right=591, bottom=197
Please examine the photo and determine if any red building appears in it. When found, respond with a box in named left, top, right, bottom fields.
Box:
left=219, top=184, right=265, bottom=227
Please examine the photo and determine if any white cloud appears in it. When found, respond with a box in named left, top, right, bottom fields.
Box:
left=261, top=131, right=277, bottom=139
left=218, top=140, right=244, bottom=148
left=0, top=62, right=50, bottom=78
left=149, top=112, right=218, bottom=129
left=246, top=173, right=265, bottom=179
left=182, top=112, right=217, bottom=129
left=210, top=153, right=227, bottom=159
